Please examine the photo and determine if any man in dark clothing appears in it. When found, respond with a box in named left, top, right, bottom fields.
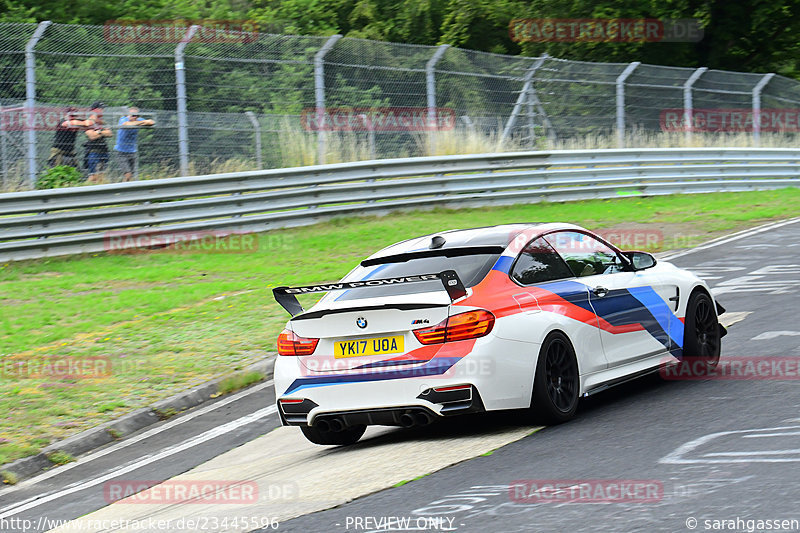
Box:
left=84, top=102, right=112, bottom=184
left=48, top=107, right=92, bottom=168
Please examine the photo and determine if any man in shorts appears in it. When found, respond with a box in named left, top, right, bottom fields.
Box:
left=84, top=102, right=112, bottom=184
left=114, top=106, right=154, bottom=181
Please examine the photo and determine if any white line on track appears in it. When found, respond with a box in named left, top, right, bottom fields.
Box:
left=0, top=380, right=276, bottom=517
left=660, top=217, right=800, bottom=261
left=703, top=450, right=800, bottom=457
left=744, top=432, right=800, bottom=438
left=659, top=425, right=800, bottom=464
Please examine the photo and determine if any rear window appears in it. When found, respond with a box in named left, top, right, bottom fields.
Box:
left=331, top=252, right=502, bottom=301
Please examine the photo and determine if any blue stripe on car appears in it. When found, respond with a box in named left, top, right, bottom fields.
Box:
left=543, top=280, right=682, bottom=357
left=283, top=357, right=462, bottom=394
left=628, top=285, right=684, bottom=349
left=491, top=255, right=514, bottom=273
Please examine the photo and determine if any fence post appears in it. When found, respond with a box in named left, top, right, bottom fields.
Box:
left=501, top=54, right=548, bottom=142
left=752, top=73, right=775, bottom=147
left=683, top=67, right=707, bottom=143
left=24, top=20, right=51, bottom=189
left=175, top=25, right=199, bottom=177
left=426, top=44, right=449, bottom=143
left=615, top=61, right=640, bottom=148
left=245, top=111, right=262, bottom=169
left=1, top=104, right=7, bottom=188
left=314, top=34, right=342, bottom=165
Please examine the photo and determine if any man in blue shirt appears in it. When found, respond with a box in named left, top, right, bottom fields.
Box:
left=114, top=106, right=154, bottom=181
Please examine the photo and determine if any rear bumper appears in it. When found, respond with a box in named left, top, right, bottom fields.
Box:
left=274, top=335, right=539, bottom=423
left=277, top=385, right=486, bottom=427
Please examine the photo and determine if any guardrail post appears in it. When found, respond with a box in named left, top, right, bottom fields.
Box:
left=683, top=67, right=707, bottom=143
left=175, top=25, right=199, bottom=177
left=502, top=54, right=548, bottom=143
left=752, top=73, right=775, bottom=147
left=615, top=61, right=640, bottom=148
left=24, top=20, right=51, bottom=189
left=314, top=34, right=342, bottom=165
left=245, top=111, right=262, bottom=169
left=426, top=44, right=450, bottom=152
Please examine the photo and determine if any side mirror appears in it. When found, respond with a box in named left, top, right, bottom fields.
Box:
left=625, top=251, right=657, bottom=271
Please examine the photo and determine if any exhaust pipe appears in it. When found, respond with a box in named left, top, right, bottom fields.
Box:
left=399, top=413, right=416, bottom=428
left=315, top=418, right=331, bottom=432
left=414, top=411, right=431, bottom=426
left=328, top=418, right=345, bottom=432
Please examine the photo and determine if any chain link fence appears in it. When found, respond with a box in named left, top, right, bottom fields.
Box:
left=3, top=21, right=800, bottom=191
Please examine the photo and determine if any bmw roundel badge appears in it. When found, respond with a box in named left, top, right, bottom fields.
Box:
left=356, top=317, right=368, bottom=329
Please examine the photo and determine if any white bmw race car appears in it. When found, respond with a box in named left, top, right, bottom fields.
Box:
left=273, top=223, right=725, bottom=445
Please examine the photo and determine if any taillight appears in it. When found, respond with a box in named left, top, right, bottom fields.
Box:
left=277, top=329, right=319, bottom=356
left=413, top=310, right=495, bottom=345
left=446, top=310, right=495, bottom=341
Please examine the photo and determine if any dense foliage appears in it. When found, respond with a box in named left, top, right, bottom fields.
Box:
left=37, top=165, right=84, bottom=189
left=2, top=0, right=799, bottom=76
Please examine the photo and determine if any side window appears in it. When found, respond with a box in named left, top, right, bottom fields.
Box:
left=511, top=237, right=574, bottom=285
left=544, top=231, right=624, bottom=277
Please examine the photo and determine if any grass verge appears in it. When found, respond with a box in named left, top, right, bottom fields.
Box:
left=1, top=188, right=798, bottom=465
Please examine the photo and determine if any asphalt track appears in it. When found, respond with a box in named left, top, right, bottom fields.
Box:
left=0, top=218, right=798, bottom=533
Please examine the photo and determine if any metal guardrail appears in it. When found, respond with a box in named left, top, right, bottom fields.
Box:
left=1, top=147, right=799, bottom=261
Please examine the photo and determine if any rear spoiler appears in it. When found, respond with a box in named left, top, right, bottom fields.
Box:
left=272, top=270, right=467, bottom=316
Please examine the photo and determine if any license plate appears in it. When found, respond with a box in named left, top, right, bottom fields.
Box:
left=334, top=335, right=404, bottom=359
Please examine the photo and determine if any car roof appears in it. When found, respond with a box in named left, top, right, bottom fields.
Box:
left=366, top=222, right=588, bottom=260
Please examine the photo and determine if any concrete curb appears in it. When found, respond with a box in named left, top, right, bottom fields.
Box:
left=1, top=355, right=276, bottom=481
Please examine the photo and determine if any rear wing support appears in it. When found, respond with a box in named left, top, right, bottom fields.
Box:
left=272, top=270, right=467, bottom=316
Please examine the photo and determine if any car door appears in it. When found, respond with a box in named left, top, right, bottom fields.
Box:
left=543, top=231, right=678, bottom=367
left=509, top=236, right=608, bottom=374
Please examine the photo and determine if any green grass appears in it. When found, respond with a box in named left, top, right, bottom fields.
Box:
left=217, top=371, right=265, bottom=396
left=0, top=188, right=799, bottom=466
left=394, top=472, right=431, bottom=487
left=1, top=470, right=18, bottom=485
left=46, top=451, right=75, bottom=466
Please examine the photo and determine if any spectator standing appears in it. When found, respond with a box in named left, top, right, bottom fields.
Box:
left=48, top=107, right=92, bottom=168
left=84, top=101, right=112, bottom=184
left=114, top=106, right=154, bottom=181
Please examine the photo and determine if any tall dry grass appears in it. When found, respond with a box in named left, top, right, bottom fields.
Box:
left=0, top=160, right=28, bottom=192
left=277, top=127, right=800, bottom=166
left=4, top=128, right=797, bottom=192
left=542, top=130, right=800, bottom=151
left=276, top=120, right=377, bottom=167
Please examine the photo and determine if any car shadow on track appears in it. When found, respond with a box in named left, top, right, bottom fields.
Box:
left=318, top=374, right=689, bottom=452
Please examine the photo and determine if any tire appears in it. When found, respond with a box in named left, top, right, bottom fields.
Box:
left=682, top=291, right=721, bottom=367
left=530, top=331, right=580, bottom=424
left=300, top=423, right=366, bottom=446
